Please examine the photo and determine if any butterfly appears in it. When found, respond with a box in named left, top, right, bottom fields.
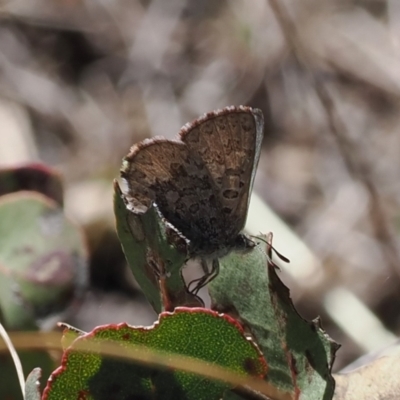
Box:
left=121, top=105, right=264, bottom=292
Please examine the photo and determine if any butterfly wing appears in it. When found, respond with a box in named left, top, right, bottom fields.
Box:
left=121, top=138, right=225, bottom=253
left=179, top=106, right=264, bottom=241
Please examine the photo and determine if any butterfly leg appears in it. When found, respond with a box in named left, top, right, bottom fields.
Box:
left=188, top=258, right=220, bottom=295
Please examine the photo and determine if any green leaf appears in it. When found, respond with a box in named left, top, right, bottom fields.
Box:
left=42, top=307, right=267, bottom=400
left=25, top=368, right=42, bottom=400
left=114, top=181, right=202, bottom=313
left=0, top=192, right=87, bottom=330
left=209, top=238, right=339, bottom=400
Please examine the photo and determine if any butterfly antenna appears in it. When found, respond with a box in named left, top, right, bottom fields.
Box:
left=251, top=233, right=290, bottom=263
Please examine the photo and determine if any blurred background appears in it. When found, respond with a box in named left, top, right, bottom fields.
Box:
left=1, top=0, right=400, bottom=372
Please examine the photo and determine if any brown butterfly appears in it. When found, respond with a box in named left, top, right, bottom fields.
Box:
left=121, top=106, right=264, bottom=292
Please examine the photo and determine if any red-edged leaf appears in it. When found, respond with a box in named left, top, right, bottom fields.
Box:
left=43, top=308, right=267, bottom=400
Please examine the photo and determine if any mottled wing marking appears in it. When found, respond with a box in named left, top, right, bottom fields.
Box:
left=180, top=106, right=264, bottom=238
left=122, top=138, right=186, bottom=212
